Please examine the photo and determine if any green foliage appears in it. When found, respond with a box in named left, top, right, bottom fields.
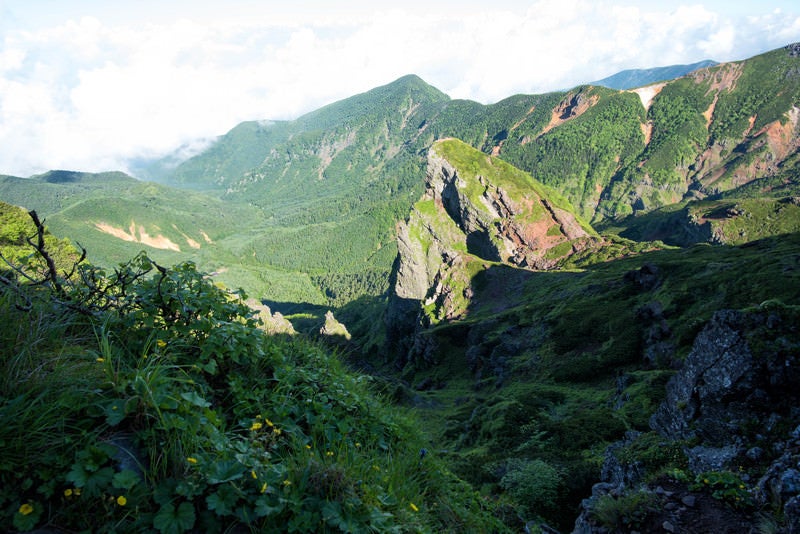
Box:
left=499, top=87, right=646, bottom=220
left=499, top=458, right=563, bottom=518
left=613, top=432, right=688, bottom=474
left=691, top=471, right=753, bottom=508
left=0, top=232, right=505, bottom=533
left=591, top=489, right=657, bottom=530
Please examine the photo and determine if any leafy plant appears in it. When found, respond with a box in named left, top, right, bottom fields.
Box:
left=691, top=471, right=753, bottom=508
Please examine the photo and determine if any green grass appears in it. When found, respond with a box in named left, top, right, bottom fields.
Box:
left=384, top=231, right=800, bottom=529
left=0, top=239, right=508, bottom=533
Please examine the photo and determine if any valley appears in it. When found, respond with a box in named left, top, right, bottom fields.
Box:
left=2, top=43, right=800, bottom=532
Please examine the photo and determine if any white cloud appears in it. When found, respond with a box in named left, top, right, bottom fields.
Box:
left=0, top=1, right=799, bottom=177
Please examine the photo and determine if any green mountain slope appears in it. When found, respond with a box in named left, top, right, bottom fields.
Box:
left=387, top=231, right=800, bottom=530
left=3, top=43, right=800, bottom=533
left=4, top=45, right=800, bottom=313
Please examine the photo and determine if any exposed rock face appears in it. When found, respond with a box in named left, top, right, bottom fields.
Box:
left=246, top=299, right=296, bottom=335
left=650, top=308, right=800, bottom=446
left=319, top=310, right=352, bottom=341
left=426, top=149, right=594, bottom=270
left=575, top=305, right=800, bottom=533
left=386, top=140, right=598, bottom=366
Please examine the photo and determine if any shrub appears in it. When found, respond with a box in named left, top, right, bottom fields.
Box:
left=499, top=458, right=563, bottom=519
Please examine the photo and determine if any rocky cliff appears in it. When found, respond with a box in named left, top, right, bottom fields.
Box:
left=574, top=304, right=800, bottom=533
left=386, top=138, right=599, bottom=366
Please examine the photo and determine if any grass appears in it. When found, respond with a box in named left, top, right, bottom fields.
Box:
left=0, top=231, right=508, bottom=532
left=380, top=230, right=800, bottom=529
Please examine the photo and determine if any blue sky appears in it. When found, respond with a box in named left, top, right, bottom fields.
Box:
left=1, top=0, right=799, bottom=176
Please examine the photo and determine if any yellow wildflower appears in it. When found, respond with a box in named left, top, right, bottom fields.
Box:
left=74, top=488, right=81, bottom=496
left=326, top=451, right=334, bottom=457
left=64, top=488, right=73, bottom=497
left=251, top=470, right=258, bottom=479
left=282, top=479, right=291, bottom=487
left=355, top=442, right=361, bottom=448
left=156, top=339, right=167, bottom=348
left=250, top=421, right=263, bottom=431
left=96, top=357, right=105, bottom=363
left=117, top=495, right=127, bottom=506
left=305, top=444, right=312, bottom=450
left=273, top=428, right=281, bottom=436
left=264, top=418, right=274, bottom=427
left=260, top=482, right=268, bottom=494
left=409, top=502, right=419, bottom=512
left=18, top=503, right=34, bottom=516
left=187, top=457, right=198, bottom=464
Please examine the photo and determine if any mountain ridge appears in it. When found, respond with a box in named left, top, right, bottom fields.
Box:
left=591, top=59, right=719, bottom=90
left=2, top=42, right=800, bottom=533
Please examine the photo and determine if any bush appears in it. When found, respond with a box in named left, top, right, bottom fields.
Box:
left=591, top=489, right=656, bottom=530
left=0, top=215, right=507, bottom=533
left=499, top=458, right=563, bottom=519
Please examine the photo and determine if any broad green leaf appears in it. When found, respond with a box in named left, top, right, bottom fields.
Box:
left=207, top=460, right=245, bottom=484
left=180, top=391, right=211, bottom=408
left=206, top=485, right=238, bottom=516
left=154, top=502, right=196, bottom=534
left=112, top=469, right=140, bottom=490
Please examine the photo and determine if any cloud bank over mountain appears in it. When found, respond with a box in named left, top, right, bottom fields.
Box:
left=1, top=0, right=798, bottom=176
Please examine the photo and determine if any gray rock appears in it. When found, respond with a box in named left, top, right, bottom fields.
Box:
left=681, top=494, right=696, bottom=507
left=784, top=495, right=800, bottom=533
left=687, top=445, right=739, bottom=474
left=781, top=469, right=800, bottom=495
left=650, top=310, right=754, bottom=442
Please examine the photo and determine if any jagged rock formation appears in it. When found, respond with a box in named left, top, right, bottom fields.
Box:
left=246, top=299, right=296, bottom=335
left=387, top=138, right=599, bottom=365
left=574, top=304, right=800, bottom=533
left=319, top=310, right=352, bottom=341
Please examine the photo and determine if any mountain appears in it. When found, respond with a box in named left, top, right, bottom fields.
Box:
left=3, top=43, right=800, bottom=532
left=591, top=59, right=718, bottom=90
left=4, top=44, right=800, bottom=335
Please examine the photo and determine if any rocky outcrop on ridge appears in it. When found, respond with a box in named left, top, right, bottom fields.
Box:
left=574, top=304, right=800, bottom=533
left=386, top=139, right=599, bottom=366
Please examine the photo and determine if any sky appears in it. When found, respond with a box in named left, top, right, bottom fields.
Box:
left=1, top=0, right=799, bottom=177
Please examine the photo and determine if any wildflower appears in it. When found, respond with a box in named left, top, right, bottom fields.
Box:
left=326, top=451, right=334, bottom=457
left=409, top=502, right=419, bottom=512
left=64, top=488, right=73, bottom=497
left=260, top=482, right=268, bottom=494
left=187, top=457, right=198, bottom=464
left=117, top=495, right=127, bottom=506
left=156, top=339, right=167, bottom=348
left=703, top=478, right=709, bottom=484
left=272, top=427, right=281, bottom=436
left=96, top=357, right=105, bottom=363
left=355, top=442, right=361, bottom=448
left=250, top=421, right=263, bottom=431
left=73, top=488, right=81, bottom=496
left=739, top=484, right=745, bottom=489
left=18, top=503, right=34, bottom=516
left=282, top=479, right=291, bottom=487
left=251, top=470, right=258, bottom=479
left=264, top=418, right=274, bottom=427
left=305, top=444, right=312, bottom=450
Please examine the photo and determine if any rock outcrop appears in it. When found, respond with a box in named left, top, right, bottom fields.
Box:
left=574, top=304, right=800, bottom=533
left=386, top=139, right=599, bottom=366
left=246, top=299, right=296, bottom=335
